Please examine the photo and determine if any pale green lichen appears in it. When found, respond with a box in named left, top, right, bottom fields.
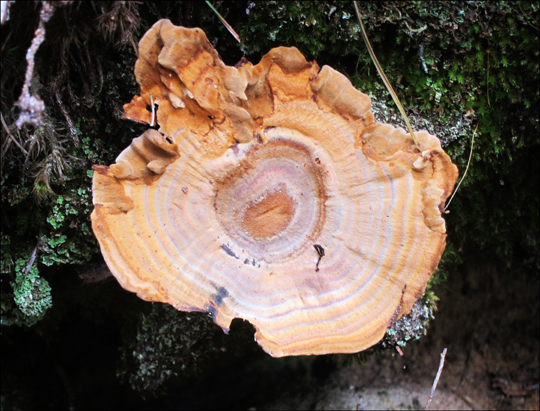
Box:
left=382, top=297, right=435, bottom=348
left=368, top=89, right=473, bottom=148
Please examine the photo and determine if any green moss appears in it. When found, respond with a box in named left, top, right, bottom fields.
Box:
left=12, top=261, right=52, bottom=318
left=0, top=4, right=538, bottom=399
left=1, top=258, right=52, bottom=327
left=40, top=187, right=98, bottom=266
left=118, top=303, right=224, bottom=394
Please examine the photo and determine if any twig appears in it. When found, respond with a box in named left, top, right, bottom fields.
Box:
left=13, top=1, right=71, bottom=128
left=425, top=348, right=447, bottom=410
left=353, top=1, right=420, bottom=151
left=444, top=123, right=478, bottom=211
left=1, top=112, right=28, bottom=154
left=55, top=90, right=79, bottom=147
left=14, top=2, right=55, bottom=128
left=516, top=3, right=540, bottom=31
left=395, top=345, right=404, bottom=356
left=130, top=36, right=139, bottom=57
left=0, top=1, right=13, bottom=25
left=404, top=21, right=427, bottom=35
left=23, top=240, right=41, bottom=275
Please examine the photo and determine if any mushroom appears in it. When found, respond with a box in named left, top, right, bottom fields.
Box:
left=91, top=20, right=459, bottom=357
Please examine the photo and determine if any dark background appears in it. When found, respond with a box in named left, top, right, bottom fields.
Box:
left=1, top=1, right=538, bottom=409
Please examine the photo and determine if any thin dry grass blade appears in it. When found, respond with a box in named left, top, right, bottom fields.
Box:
left=205, top=1, right=241, bottom=43
left=444, top=123, right=478, bottom=211
left=353, top=1, right=419, bottom=150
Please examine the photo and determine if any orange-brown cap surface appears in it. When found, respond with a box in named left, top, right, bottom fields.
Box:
left=92, top=20, right=459, bottom=357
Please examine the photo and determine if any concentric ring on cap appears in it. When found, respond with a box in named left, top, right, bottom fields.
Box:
left=214, top=138, right=326, bottom=263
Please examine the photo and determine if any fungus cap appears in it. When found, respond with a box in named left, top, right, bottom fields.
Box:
left=92, top=20, right=459, bottom=357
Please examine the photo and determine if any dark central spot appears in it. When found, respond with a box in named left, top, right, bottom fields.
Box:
left=240, top=188, right=296, bottom=241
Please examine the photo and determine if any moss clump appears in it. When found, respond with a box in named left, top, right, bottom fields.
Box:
left=118, top=303, right=223, bottom=395
left=12, top=263, right=52, bottom=318
left=1, top=258, right=52, bottom=327
left=41, top=188, right=98, bottom=266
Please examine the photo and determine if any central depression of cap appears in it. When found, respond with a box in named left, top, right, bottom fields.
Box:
left=214, top=138, right=326, bottom=264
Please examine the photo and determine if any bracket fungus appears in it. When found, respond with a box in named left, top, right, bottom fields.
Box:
left=91, top=20, right=458, bottom=357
